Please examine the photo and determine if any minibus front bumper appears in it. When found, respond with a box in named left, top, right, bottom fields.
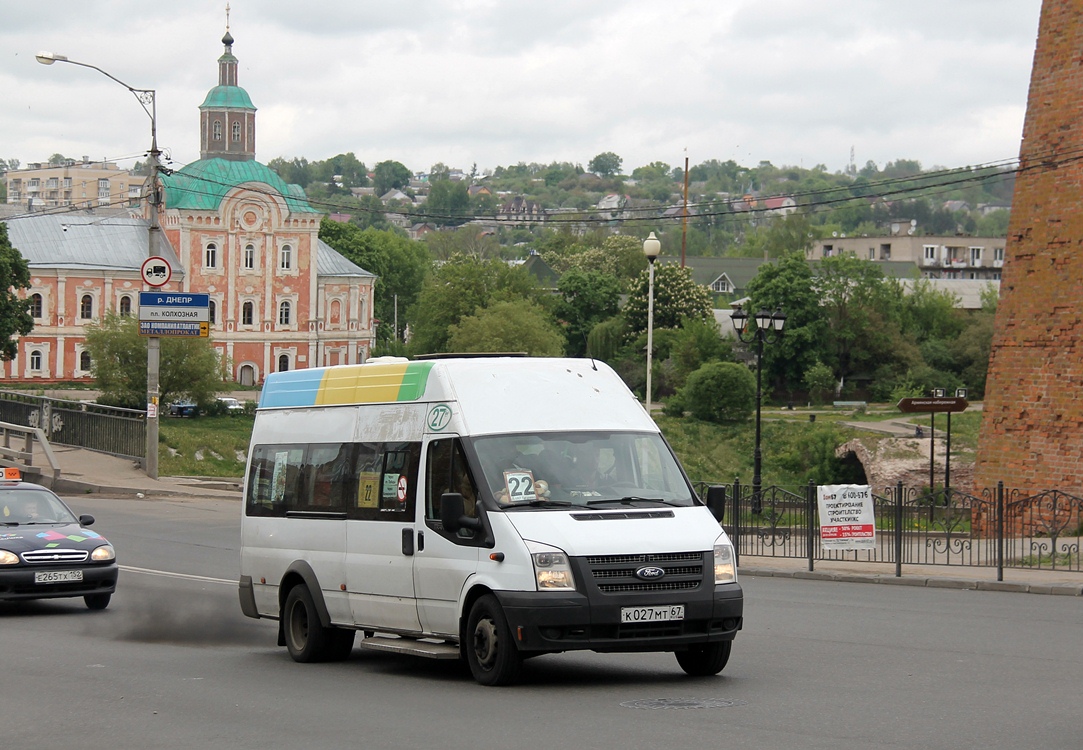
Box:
left=495, top=581, right=742, bottom=654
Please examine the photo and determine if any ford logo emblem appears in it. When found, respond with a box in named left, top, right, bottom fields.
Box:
left=635, top=565, right=666, bottom=580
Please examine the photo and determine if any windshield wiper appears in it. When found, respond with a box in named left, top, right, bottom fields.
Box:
left=586, top=496, right=680, bottom=507
left=503, top=498, right=573, bottom=508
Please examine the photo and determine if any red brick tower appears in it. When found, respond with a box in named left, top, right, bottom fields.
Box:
left=975, top=0, right=1083, bottom=491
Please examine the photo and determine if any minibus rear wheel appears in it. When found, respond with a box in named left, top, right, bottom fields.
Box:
left=283, top=585, right=354, bottom=663
left=675, top=640, right=731, bottom=676
left=466, top=595, right=522, bottom=686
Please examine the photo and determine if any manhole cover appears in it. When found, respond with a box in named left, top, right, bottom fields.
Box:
left=620, top=697, right=747, bottom=710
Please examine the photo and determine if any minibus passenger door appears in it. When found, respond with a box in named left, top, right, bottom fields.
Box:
left=413, top=437, right=482, bottom=638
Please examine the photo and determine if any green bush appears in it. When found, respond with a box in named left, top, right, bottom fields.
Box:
left=679, top=362, right=756, bottom=424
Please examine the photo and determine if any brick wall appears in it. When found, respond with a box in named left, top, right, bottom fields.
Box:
left=975, top=0, right=1083, bottom=492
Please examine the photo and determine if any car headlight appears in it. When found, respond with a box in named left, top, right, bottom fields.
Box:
left=525, top=541, right=575, bottom=591
left=713, top=536, right=737, bottom=584
left=0, top=550, right=18, bottom=565
left=91, top=544, right=116, bottom=562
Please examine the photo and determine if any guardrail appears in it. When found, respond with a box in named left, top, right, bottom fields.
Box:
left=693, top=479, right=1083, bottom=579
left=0, top=391, right=145, bottom=460
left=0, top=420, right=60, bottom=486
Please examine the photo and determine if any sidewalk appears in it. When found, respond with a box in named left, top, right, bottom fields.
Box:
left=33, top=443, right=243, bottom=499
left=22, top=446, right=1083, bottom=598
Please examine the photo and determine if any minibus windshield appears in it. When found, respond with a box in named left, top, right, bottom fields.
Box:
left=470, top=431, right=696, bottom=509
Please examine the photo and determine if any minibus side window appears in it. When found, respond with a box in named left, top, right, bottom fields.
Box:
left=347, top=441, right=420, bottom=522
left=307, top=443, right=355, bottom=508
left=246, top=444, right=306, bottom=517
left=426, top=438, right=480, bottom=537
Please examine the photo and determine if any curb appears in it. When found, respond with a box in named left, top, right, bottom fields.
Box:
left=740, top=566, right=1083, bottom=597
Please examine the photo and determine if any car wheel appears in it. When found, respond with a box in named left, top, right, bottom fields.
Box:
left=465, top=594, right=522, bottom=686
left=675, top=640, right=732, bottom=676
left=282, top=585, right=353, bottom=663
left=84, top=593, right=111, bottom=610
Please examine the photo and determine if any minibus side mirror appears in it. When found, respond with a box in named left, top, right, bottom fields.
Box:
left=440, top=493, right=482, bottom=532
left=705, top=486, right=726, bottom=523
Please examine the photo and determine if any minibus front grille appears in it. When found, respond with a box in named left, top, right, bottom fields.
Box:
left=583, top=552, right=705, bottom=594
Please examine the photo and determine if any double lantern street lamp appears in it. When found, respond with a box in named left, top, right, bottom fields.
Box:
left=36, top=51, right=163, bottom=479
left=642, top=232, right=661, bottom=413
left=731, top=306, right=786, bottom=512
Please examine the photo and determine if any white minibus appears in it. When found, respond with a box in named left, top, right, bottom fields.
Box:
left=238, top=356, right=742, bottom=685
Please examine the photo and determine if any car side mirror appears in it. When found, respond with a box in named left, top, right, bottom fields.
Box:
left=439, top=492, right=481, bottom=532
left=79, top=514, right=95, bottom=526
left=705, top=486, right=726, bottom=523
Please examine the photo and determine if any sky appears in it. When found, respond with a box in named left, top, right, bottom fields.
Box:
left=1, top=0, right=1044, bottom=179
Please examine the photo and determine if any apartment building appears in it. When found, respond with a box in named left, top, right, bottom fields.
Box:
left=808, top=233, right=1005, bottom=281
left=4, top=159, right=141, bottom=211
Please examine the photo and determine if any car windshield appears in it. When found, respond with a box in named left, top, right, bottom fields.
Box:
left=470, top=431, right=696, bottom=509
left=1, top=489, right=78, bottom=525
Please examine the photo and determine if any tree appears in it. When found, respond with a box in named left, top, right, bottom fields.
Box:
left=804, top=361, right=835, bottom=405
left=553, top=269, right=622, bottom=356
left=447, top=299, right=565, bottom=356
left=408, top=255, right=543, bottom=355
left=677, top=361, right=756, bottom=424
left=373, top=160, right=412, bottom=196
left=588, top=151, right=622, bottom=178
left=84, top=313, right=224, bottom=409
left=424, top=180, right=471, bottom=225
left=0, top=224, right=33, bottom=361
left=318, top=220, right=430, bottom=344
left=424, top=226, right=502, bottom=261
left=623, top=263, right=713, bottom=336
left=745, top=251, right=828, bottom=390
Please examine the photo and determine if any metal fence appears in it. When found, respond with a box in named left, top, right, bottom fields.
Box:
left=0, top=390, right=146, bottom=460
left=693, top=479, right=1083, bottom=580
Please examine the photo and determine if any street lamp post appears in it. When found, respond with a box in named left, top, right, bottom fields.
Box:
left=642, top=232, right=661, bottom=414
left=731, top=305, right=785, bottom=512
left=37, top=52, right=162, bottom=479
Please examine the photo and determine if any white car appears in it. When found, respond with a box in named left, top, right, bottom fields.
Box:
left=216, top=397, right=244, bottom=415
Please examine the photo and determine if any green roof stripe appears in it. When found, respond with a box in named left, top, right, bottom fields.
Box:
left=396, top=362, right=435, bottom=401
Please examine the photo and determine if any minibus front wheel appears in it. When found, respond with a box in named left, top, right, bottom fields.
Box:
left=675, top=639, right=731, bottom=676
left=283, top=584, right=354, bottom=663
left=466, top=595, right=522, bottom=686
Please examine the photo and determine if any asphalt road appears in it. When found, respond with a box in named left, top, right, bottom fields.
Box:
left=1, top=495, right=1080, bottom=750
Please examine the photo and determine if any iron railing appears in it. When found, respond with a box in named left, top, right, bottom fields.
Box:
left=693, top=479, right=1083, bottom=580
left=0, top=390, right=146, bottom=460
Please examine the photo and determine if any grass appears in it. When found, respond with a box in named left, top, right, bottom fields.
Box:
left=153, top=403, right=982, bottom=484
left=158, top=414, right=254, bottom=477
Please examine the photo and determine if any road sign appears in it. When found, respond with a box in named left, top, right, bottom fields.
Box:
left=141, top=256, right=172, bottom=287
left=139, top=321, right=210, bottom=337
left=897, top=397, right=969, bottom=413
left=139, top=292, right=210, bottom=322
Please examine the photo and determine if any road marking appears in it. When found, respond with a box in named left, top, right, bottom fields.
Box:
left=120, top=565, right=235, bottom=586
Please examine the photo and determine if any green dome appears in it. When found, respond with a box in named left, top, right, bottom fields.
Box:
left=199, top=85, right=256, bottom=111
left=161, top=158, right=318, bottom=213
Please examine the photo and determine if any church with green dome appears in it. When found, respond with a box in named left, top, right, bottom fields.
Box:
left=156, top=27, right=375, bottom=386
left=4, top=24, right=376, bottom=386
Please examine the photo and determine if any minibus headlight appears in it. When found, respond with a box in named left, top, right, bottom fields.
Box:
left=0, top=550, right=18, bottom=565
left=91, top=544, right=116, bottom=562
left=713, top=537, right=737, bottom=584
left=525, top=541, right=576, bottom=591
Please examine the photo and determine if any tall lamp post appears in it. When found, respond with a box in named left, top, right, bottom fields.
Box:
left=731, top=305, right=785, bottom=512
left=37, top=52, right=162, bottom=479
left=642, top=232, right=661, bottom=414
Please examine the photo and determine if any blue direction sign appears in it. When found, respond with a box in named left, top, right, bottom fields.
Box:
left=138, top=292, right=211, bottom=336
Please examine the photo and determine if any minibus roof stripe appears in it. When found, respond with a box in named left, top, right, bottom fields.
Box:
left=259, top=362, right=434, bottom=408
